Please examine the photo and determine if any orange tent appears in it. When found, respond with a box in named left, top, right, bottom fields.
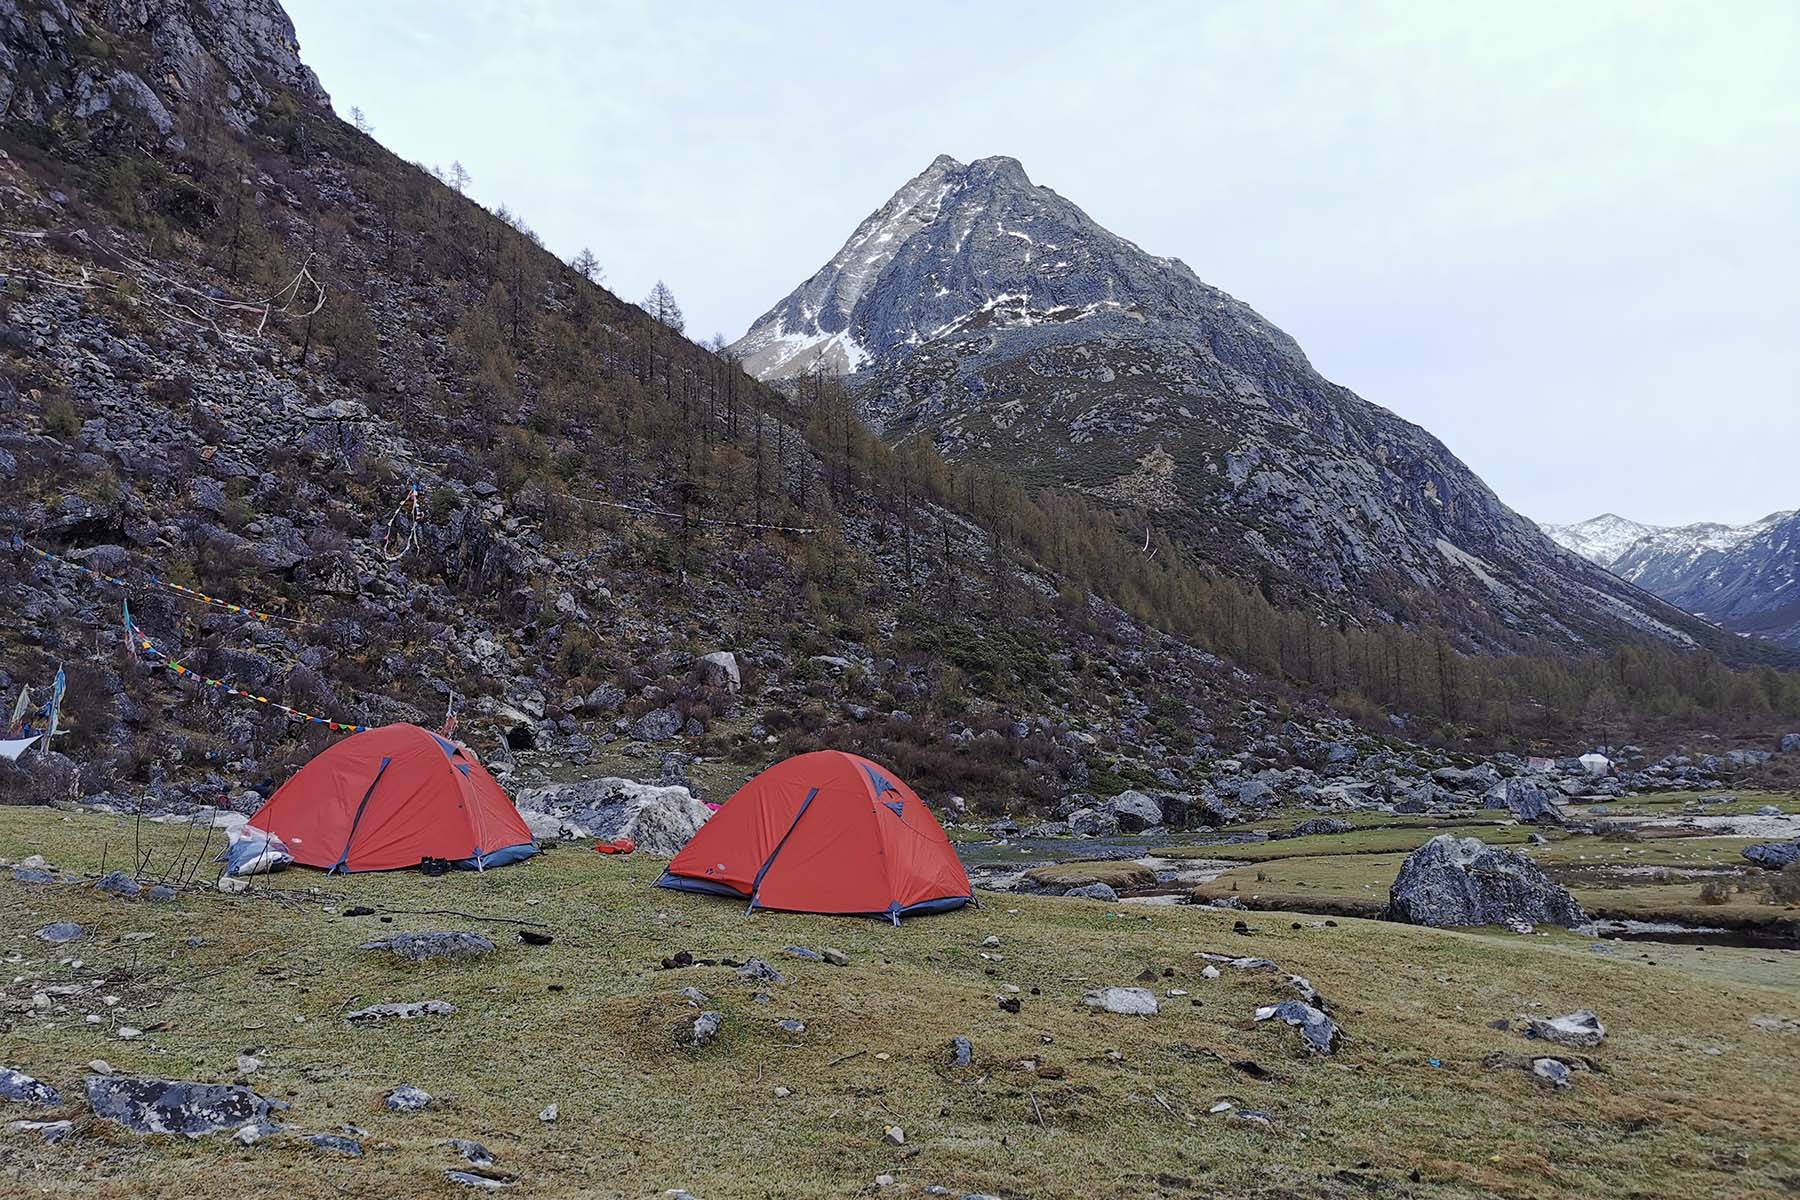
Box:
left=247, top=724, right=536, bottom=873
left=658, top=750, right=971, bottom=922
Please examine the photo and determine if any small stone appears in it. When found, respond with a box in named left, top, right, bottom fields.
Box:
left=690, top=1011, right=723, bottom=1048
left=782, top=945, right=822, bottom=962
left=981, top=935, right=1000, bottom=948
left=883, top=1124, right=905, bottom=1146
left=0, top=1068, right=61, bottom=1107
left=236, top=1055, right=262, bottom=1075
left=308, top=1132, right=364, bottom=1156
left=1531, top=1058, right=1572, bottom=1089
left=773, top=1086, right=791, bottom=1098
left=1523, top=1010, right=1605, bottom=1048
left=1082, top=987, right=1159, bottom=1016
left=678, top=987, right=710, bottom=1005
left=117, top=1027, right=143, bottom=1040
left=822, top=947, right=849, bottom=967
left=876, top=1175, right=895, bottom=1187
left=777, top=1019, right=806, bottom=1034
left=385, top=1085, right=433, bottom=1112
left=218, top=875, right=250, bottom=894
left=448, top=1138, right=494, bottom=1165
left=1201, top=965, right=1221, bottom=979
left=1209, top=1100, right=1233, bottom=1114
left=735, top=958, right=786, bottom=985
left=346, top=1001, right=456, bottom=1022
left=88, top=1060, right=113, bottom=1076
left=538, top=1103, right=558, bottom=1122
left=949, top=1036, right=973, bottom=1067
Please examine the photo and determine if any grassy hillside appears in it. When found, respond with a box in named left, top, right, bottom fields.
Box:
left=2, top=808, right=1797, bottom=1199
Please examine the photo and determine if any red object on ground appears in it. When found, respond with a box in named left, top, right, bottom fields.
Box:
left=247, top=724, right=536, bottom=872
left=595, top=837, right=636, bottom=855
left=659, top=750, right=972, bottom=921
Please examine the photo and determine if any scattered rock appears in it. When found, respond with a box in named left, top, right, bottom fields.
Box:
left=85, top=1075, right=282, bottom=1136
left=346, top=1001, right=456, bottom=1022
left=7, top=1118, right=74, bottom=1143
left=448, top=1138, right=495, bottom=1165
left=384, top=1086, right=433, bottom=1112
left=1253, top=1000, right=1341, bottom=1054
left=883, top=1125, right=905, bottom=1146
left=1385, top=835, right=1588, bottom=928
left=1082, top=987, right=1159, bottom=1016
left=35, top=922, right=83, bottom=944
left=308, top=1132, right=364, bottom=1156
left=949, top=1036, right=973, bottom=1067
left=734, top=958, right=785, bottom=985
left=1063, top=882, right=1120, bottom=902
left=689, top=1011, right=723, bottom=1048
left=1531, top=1058, right=1572, bottom=1089
left=782, top=945, right=822, bottom=962
left=95, top=870, right=141, bottom=898
left=1742, top=841, right=1800, bottom=870
left=0, top=1068, right=62, bottom=1108
left=360, top=932, right=495, bottom=961
left=447, top=1167, right=518, bottom=1189
left=822, top=947, right=849, bottom=967
left=538, top=1103, right=558, bottom=1123
left=235, top=1055, right=262, bottom=1076
left=514, top=777, right=711, bottom=856
left=1523, top=1010, right=1605, bottom=1048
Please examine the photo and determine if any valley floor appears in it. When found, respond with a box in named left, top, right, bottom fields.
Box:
left=1, top=807, right=1797, bottom=1199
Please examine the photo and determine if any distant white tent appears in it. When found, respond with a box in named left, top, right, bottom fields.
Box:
left=1578, top=753, right=1612, bottom=776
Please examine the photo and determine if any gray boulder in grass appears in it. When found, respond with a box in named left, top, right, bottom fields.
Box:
left=1386, top=835, right=1587, bottom=929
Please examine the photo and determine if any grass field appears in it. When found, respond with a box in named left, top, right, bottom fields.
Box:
left=2, top=807, right=1798, bottom=1199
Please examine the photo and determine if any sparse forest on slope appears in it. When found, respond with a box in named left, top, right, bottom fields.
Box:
left=0, top=0, right=1795, bottom=823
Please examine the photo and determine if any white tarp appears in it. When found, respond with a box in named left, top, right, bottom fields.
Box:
left=0, top=736, right=40, bottom=763
left=1578, top=753, right=1612, bottom=776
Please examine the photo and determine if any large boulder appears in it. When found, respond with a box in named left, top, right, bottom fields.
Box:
left=1483, top=778, right=1563, bottom=824
left=1067, top=807, right=1121, bottom=838
left=695, top=652, right=741, bottom=693
left=1106, top=790, right=1163, bottom=834
left=1742, top=841, right=1800, bottom=870
left=1386, top=835, right=1587, bottom=929
left=1780, top=733, right=1800, bottom=753
left=514, top=777, right=712, bottom=856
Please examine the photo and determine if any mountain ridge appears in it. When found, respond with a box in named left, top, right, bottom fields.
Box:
left=735, top=154, right=1758, bottom=661
left=1544, top=510, right=1800, bottom=649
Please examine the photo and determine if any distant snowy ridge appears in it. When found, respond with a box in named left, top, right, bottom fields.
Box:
left=1541, top=510, right=1800, bottom=650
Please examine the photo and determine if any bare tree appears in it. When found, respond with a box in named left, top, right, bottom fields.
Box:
left=569, top=247, right=603, bottom=283
left=640, top=280, right=685, bottom=333
left=448, top=160, right=471, bottom=193
left=350, top=106, right=374, bottom=135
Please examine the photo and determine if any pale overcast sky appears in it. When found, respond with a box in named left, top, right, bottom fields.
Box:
left=285, top=0, right=1798, bottom=527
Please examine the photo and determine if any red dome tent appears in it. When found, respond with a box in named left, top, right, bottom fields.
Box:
left=657, top=750, right=971, bottom=922
left=247, top=724, right=537, bottom=873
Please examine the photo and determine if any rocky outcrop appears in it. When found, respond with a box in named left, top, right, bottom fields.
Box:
left=1, top=0, right=330, bottom=139
left=1385, top=835, right=1587, bottom=929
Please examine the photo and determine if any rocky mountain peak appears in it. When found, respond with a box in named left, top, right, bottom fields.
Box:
left=1, top=0, right=330, bottom=142
left=730, top=151, right=1280, bottom=383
